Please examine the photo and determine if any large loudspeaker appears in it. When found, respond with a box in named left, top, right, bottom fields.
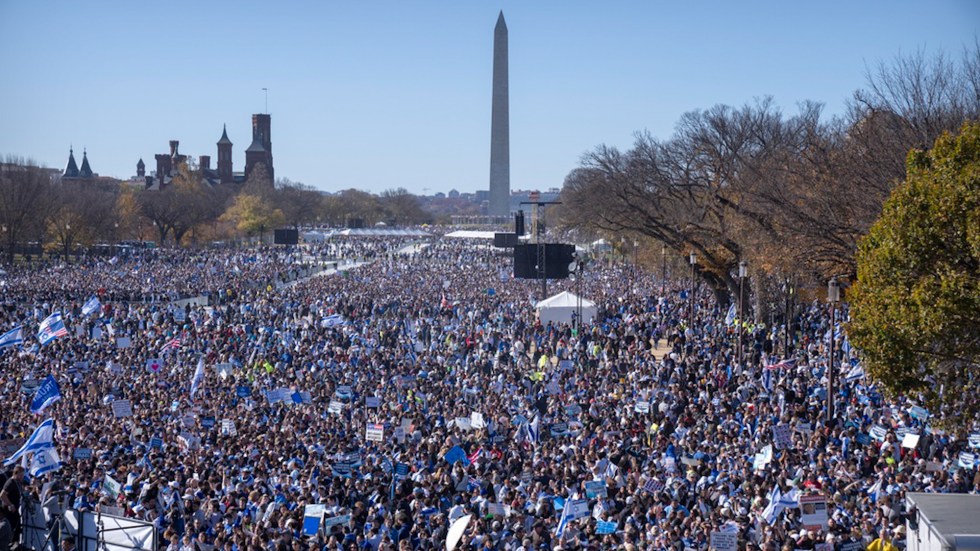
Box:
left=515, top=211, right=525, bottom=236
left=347, top=218, right=365, bottom=229
left=494, top=232, right=518, bottom=248
left=273, top=229, right=299, bottom=245
left=513, top=243, right=575, bottom=279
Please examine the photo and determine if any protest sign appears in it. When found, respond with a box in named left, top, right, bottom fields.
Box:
left=365, top=423, right=384, bottom=442
left=710, top=531, right=737, bottom=551
left=800, top=494, right=828, bottom=530
left=585, top=480, right=608, bottom=499
left=111, top=399, right=133, bottom=418
left=772, top=425, right=793, bottom=449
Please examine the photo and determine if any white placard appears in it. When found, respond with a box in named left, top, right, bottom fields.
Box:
left=111, top=399, right=133, bottom=418
left=772, top=425, right=793, bottom=449
left=471, top=412, right=485, bottom=429
left=634, top=401, right=650, bottom=414
left=221, top=419, right=237, bottom=436
left=366, top=423, right=384, bottom=442
left=800, top=495, right=828, bottom=530
left=710, top=531, right=737, bottom=551
left=901, top=433, right=920, bottom=449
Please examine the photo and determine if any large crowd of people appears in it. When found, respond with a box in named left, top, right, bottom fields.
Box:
left=1, top=235, right=977, bottom=551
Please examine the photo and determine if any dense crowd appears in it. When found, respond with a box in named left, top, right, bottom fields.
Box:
left=1, top=236, right=978, bottom=551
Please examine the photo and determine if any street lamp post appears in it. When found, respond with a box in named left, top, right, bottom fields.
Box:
left=64, top=223, right=71, bottom=262
left=826, top=278, right=841, bottom=424
left=784, top=278, right=795, bottom=357
left=689, top=252, right=697, bottom=328
left=661, top=244, right=667, bottom=297
left=737, top=261, right=747, bottom=366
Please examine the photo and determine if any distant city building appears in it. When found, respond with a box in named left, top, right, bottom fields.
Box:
left=142, top=113, right=274, bottom=189
left=62, top=147, right=97, bottom=181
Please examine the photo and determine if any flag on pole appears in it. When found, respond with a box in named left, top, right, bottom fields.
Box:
left=0, top=326, right=24, bottom=350
left=82, top=296, right=102, bottom=316
left=160, top=337, right=182, bottom=354
left=29, top=446, right=62, bottom=477
left=764, top=358, right=797, bottom=370
left=37, top=313, right=69, bottom=345
left=30, top=374, right=62, bottom=414
left=190, top=357, right=205, bottom=399
left=555, top=498, right=571, bottom=538
left=724, top=303, right=737, bottom=327
left=4, top=419, right=55, bottom=465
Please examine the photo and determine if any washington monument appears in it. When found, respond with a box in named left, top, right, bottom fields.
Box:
left=489, top=11, right=510, bottom=217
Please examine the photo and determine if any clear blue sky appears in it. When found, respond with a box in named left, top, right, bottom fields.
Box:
left=1, top=1, right=977, bottom=195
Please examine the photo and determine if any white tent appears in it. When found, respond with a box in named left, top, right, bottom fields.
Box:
left=535, top=291, right=597, bottom=326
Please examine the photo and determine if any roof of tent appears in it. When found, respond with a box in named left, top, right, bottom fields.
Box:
left=535, top=291, right=596, bottom=309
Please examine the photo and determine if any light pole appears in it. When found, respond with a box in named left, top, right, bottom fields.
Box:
left=783, top=278, right=795, bottom=357
left=661, top=244, right=667, bottom=297
left=826, top=278, right=840, bottom=424
left=737, top=261, right=747, bottom=366
left=689, top=252, right=697, bottom=328
left=64, top=223, right=71, bottom=262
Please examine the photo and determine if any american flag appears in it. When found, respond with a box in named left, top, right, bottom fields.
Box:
left=764, top=358, right=797, bottom=370
left=160, top=337, right=182, bottom=354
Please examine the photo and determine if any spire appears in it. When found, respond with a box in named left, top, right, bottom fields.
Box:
left=63, top=147, right=80, bottom=178
left=137, top=158, right=145, bottom=168
left=79, top=148, right=93, bottom=178
left=496, top=10, right=506, bottom=31
left=217, top=124, right=233, bottom=145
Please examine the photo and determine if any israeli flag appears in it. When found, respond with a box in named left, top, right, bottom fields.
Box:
left=724, top=303, right=737, bottom=327
left=37, top=312, right=69, bottom=345
left=190, top=357, right=205, bottom=399
left=30, top=374, right=62, bottom=414
left=4, top=418, right=55, bottom=465
left=322, top=314, right=345, bottom=328
left=555, top=498, right=570, bottom=538
left=0, top=326, right=24, bottom=350
left=29, top=446, right=62, bottom=477
left=82, top=296, right=102, bottom=316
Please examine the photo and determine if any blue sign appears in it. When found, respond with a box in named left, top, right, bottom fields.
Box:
left=237, top=386, right=251, bottom=397
left=73, top=448, right=92, bottom=460
left=201, top=417, right=216, bottom=428
left=150, top=437, right=163, bottom=449
left=596, top=521, right=618, bottom=535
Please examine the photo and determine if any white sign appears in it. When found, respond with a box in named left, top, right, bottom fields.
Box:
left=471, top=412, right=486, bottom=430
left=365, top=397, right=381, bottom=408
left=221, top=419, right=237, bottom=436
left=634, top=401, right=650, bottom=414
left=772, top=425, right=793, bottom=449
left=564, top=499, right=590, bottom=521
left=111, top=399, right=133, bottom=418
left=710, top=531, right=737, bottom=551
left=328, top=400, right=343, bottom=414
left=366, top=423, right=384, bottom=442
left=800, top=495, right=828, bottom=530
left=901, top=433, right=920, bottom=449
left=116, top=336, right=131, bottom=349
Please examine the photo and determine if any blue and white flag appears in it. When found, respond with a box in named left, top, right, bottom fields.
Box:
left=37, top=312, right=69, bottom=345
left=724, top=303, right=737, bottom=327
left=4, top=418, right=55, bottom=465
left=30, top=375, right=61, bottom=414
left=555, top=498, right=570, bottom=538
left=29, top=446, right=62, bottom=477
left=0, top=326, right=24, bottom=350
left=322, top=314, right=345, bottom=328
left=190, top=357, right=205, bottom=400
left=82, top=296, right=102, bottom=316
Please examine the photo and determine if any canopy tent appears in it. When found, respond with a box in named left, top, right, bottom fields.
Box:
left=535, top=291, right=597, bottom=326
